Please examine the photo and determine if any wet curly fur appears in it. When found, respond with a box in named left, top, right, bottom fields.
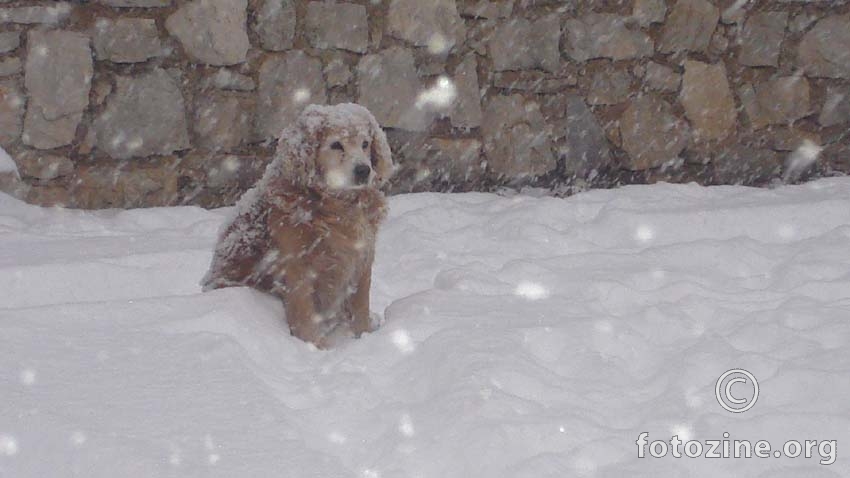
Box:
left=201, top=104, right=394, bottom=348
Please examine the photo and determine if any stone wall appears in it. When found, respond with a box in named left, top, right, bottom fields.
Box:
left=0, top=0, right=848, bottom=208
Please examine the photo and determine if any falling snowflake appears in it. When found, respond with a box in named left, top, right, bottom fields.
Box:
left=398, top=413, right=415, bottom=437
left=415, top=76, right=457, bottom=111
left=292, top=88, right=311, bottom=104
left=514, top=281, right=549, bottom=301
left=634, top=225, right=654, bottom=243
left=70, top=431, right=87, bottom=447
left=0, top=435, right=18, bottom=456
left=20, top=369, right=36, bottom=386
left=328, top=431, right=347, bottom=444
left=671, top=423, right=694, bottom=443
left=426, top=33, right=449, bottom=55
left=391, top=329, right=415, bottom=354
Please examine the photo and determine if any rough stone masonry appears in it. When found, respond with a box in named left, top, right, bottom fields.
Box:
left=0, top=0, right=848, bottom=208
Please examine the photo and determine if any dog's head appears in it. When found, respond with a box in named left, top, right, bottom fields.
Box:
left=276, top=103, right=394, bottom=191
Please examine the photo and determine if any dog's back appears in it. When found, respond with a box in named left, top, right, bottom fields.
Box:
left=201, top=196, right=271, bottom=291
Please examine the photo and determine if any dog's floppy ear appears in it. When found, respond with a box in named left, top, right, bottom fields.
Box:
left=276, top=108, right=325, bottom=186
left=367, top=113, right=394, bottom=187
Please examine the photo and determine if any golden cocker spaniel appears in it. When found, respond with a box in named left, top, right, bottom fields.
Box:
left=202, top=104, right=394, bottom=348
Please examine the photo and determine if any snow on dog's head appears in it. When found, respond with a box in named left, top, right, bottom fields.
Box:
left=270, top=103, right=395, bottom=191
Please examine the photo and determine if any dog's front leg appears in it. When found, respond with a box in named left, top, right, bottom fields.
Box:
left=268, top=213, right=328, bottom=348
left=280, top=277, right=328, bottom=347
left=349, top=262, right=373, bottom=337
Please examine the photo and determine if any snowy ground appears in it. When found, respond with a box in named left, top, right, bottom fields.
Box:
left=2, top=179, right=850, bottom=477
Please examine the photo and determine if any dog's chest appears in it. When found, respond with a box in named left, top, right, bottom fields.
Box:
left=319, top=209, right=373, bottom=254
left=307, top=203, right=375, bottom=269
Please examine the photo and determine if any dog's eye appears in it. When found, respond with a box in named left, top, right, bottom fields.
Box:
left=330, top=141, right=344, bottom=151
left=362, top=141, right=369, bottom=150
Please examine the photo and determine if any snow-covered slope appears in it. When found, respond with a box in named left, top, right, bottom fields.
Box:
left=2, top=179, right=849, bottom=477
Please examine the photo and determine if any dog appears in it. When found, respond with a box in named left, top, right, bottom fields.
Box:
left=201, top=104, right=394, bottom=348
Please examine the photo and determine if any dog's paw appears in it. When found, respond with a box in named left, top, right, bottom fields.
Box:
left=321, top=323, right=354, bottom=348
left=369, top=311, right=384, bottom=330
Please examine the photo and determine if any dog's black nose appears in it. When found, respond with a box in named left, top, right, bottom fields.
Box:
left=354, top=164, right=371, bottom=183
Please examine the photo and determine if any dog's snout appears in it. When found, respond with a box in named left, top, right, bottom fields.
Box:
left=354, top=164, right=371, bottom=183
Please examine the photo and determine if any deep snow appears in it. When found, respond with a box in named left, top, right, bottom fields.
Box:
left=1, top=179, right=850, bottom=477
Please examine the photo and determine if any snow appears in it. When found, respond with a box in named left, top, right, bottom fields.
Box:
left=0, top=146, right=18, bottom=178
left=2, top=179, right=850, bottom=477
